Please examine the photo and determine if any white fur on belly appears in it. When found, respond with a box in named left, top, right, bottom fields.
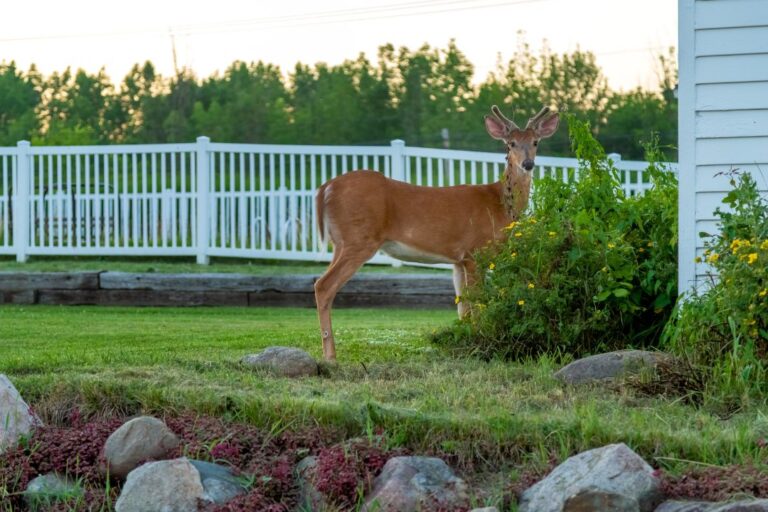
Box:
left=380, top=241, right=454, bottom=264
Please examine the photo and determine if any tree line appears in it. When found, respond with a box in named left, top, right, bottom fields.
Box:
left=0, top=39, right=677, bottom=159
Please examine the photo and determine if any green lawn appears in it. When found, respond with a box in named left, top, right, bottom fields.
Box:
left=0, top=305, right=764, bottom=478
left=0, top=256, right=448, bottom=275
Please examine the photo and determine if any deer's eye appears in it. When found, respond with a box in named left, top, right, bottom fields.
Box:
left=508, top=141, right=516, bottom=148
left=533, top=140, right=539, bottom=146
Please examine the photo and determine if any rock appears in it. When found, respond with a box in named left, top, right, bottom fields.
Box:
left=295, top=456, right=330, bottom=511
left=241, top=346, right=318, bottom=377
left=115, top=458, right=206, bottom=512
left=564, top=489, right=640, bottom=511
left=0, top=374, right=42, bottom=452
left=103, top=416, right=180, bottom=479
left=361, top=456, right=469, bottom=512
left=519, top=443, right=661, bottom=512
left=655, top=500, right=768, bottom=512
left=24, top=473, right=83, bottom=511
left=189, top=459, right=247, bottom=504
left=554, top=350, right=672, bottom=385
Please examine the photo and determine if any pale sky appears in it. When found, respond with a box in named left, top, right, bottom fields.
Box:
left=1, top=0, right=677, bottom=91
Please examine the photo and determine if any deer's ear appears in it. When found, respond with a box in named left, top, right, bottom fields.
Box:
left=536, top=113, right=559, bottom=139
left=484, top=115, right=508, bottom=140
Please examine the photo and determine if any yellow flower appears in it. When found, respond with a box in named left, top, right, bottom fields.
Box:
left=647, top=241, right=654, bottom=247
left=515, top=232, right=523, bottom=238
left=759, top=289, right=767, bottom=298
left=761, top=240, right=768, bottom=251
left=751, top=329, right=759, bottom=338
left=707, top=252, right=720, bottom=263
left=548, top=231, right=557, bottom=237
left=638, top=248, right=645, bottom=253
left=748, top=252, right=758, bottom=265
left=695, top=256, right=702, bottom=263
left=489, top=262, right=495, bottom=270
left=601, top=266, right=608, bottom=272
left=511, top=252, right=517, bottom=258
left=747, top=319, right=757, bottom=326
left=517, top=299, right=525, bottom=306
left=454, top=296, right=461, bottom=305
left=529, top=218, right=537, bottom=224
left=607, top=243, right=616, bottom=249
left=528, top=283, right=535, bottom=289
left=505, top=221, right=520, bottom=231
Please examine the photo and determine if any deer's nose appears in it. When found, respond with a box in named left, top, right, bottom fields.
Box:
left=522, top=159, right=535, bottom=171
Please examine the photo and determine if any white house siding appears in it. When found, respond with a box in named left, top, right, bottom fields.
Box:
left=678, top=0, right=768, bottom=292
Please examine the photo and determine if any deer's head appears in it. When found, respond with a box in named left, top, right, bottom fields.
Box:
left=484, top=105, right=560, bottom=174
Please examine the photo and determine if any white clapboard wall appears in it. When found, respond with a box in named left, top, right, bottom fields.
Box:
left=678, top=0, right=768, bottom=292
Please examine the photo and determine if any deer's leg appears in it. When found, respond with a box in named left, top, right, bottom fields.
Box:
left=452, top=258, right=478, bottom=319
left=315, top=245, right=377, bottom=360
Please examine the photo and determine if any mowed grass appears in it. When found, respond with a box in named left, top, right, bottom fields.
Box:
left=0, top=256, right=448, bottom=275
left=1, top=305, right=766, bottom=475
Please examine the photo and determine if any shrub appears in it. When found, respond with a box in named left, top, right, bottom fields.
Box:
left=662, top=171, right=768, bottom=406
left=431, top=117, right=678, bottom=359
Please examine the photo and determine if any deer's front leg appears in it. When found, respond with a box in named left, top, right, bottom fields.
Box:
left=452, top=258, right=478, bottom=318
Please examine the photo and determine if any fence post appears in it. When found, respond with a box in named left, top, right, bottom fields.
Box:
left=195, top=136, right=211, bottom=265
left=14, top=141, right=30, bottom=263
left=390, top=139, right=406, bottom=182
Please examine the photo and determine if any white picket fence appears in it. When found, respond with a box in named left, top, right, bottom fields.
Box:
left=0, top=138, right=677, bottom=264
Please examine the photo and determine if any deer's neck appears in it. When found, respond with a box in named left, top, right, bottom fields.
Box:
left=501, top=166, right=532, bottom=220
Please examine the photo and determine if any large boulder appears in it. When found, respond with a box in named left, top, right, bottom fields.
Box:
left=554, top=350, right=671, bottom=385
left=24, top=473, right=83, bottom=511
left=103, top=416, right=180, bottom=479
left=0, top=374, right=42, bottom=453
left=518, top=443, right=661, bottom=512
left=361, top=456, right=469, bottom=512
left=114, top=458, right=205, bottom=512
left=655, top=500, right=768, bottom=512
left=241, top=346, right=318, bottom=377
left=189, top=459, right=247, bottom=504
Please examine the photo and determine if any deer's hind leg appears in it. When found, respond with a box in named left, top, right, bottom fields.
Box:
left=452, top=258, right=478, bottom=318
left=314, top=243, right=379, bottom=360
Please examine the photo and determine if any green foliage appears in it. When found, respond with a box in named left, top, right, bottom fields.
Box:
left=432, top=117, right=678, bottom=359
left=0, top=40, right=676, bottom=157
left=663, top=171, right=768, bottom=407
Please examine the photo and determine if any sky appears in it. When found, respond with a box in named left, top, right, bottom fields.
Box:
left=1, top=0, right=677, bottom=91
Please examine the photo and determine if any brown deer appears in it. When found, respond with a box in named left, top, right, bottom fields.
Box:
left=314, top=105, right=559, bottom=360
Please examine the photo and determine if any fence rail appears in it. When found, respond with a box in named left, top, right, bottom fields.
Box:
left=0, top=138, right=677, bottom=264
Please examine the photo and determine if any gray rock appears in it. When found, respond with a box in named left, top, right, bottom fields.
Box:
left=295, top=456, right=330, bottom=511
left=0, top=374, right=42, bottom=453
left=361, top=456, right=469, bottom=512
left=241, top=346, right=318, bottom=377
left=115, top=458, right=206, bottom=512
left=564, top=489, right=640, bottom=511
left=24, top=473, right=83, bottom=511
left=655, top=500, right=768, bottom=512
left=554, top=350, right=672, bottom=385
left=519, top=443, right=661, bottom=512
left=103, top=416, right=180, bottom=479
left=470, top=508, right=499, bottom=512
left=189, top=459, right=247, bottom=504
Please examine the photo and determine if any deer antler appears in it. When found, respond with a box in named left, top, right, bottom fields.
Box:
left=491, top=105, right=521, bottom=131
left=525, top=106, right=551, bottom=130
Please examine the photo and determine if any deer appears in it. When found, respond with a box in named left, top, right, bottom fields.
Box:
left=314, top=105, right=560, bottom=360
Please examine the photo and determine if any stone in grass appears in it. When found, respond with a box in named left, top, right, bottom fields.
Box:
left=24, top=473, right=84, bottom=512
left=241, top=346, right=318, bottom=378
left=361, top=456, right=469, bottom=512
left=0, top=373, right=42, bottom=453
left=518, top=443, right=661, bottom=512
left=189, top=459, right=247, bottom=504
left=655, top=500, right=768, bottom=512
left=295, top=456, right=330, bottom=511
left=553, top=350, right=672, bottom=385
left=103, top=416, right=180, bottom=479
left=115, top=458, right=205, bottom=512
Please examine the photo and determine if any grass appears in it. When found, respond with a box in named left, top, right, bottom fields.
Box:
left=1, top=304, right=767, bottom=484
left=0, top=256, right=449, bottom=275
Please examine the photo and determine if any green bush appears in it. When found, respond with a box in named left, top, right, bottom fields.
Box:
left=431, top=117, right=678, bottom=359
left=663, top=172, right=768, bottom=405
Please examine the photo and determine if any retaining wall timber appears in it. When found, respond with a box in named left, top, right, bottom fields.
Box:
left=0, top=272, right=455, bottom=308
